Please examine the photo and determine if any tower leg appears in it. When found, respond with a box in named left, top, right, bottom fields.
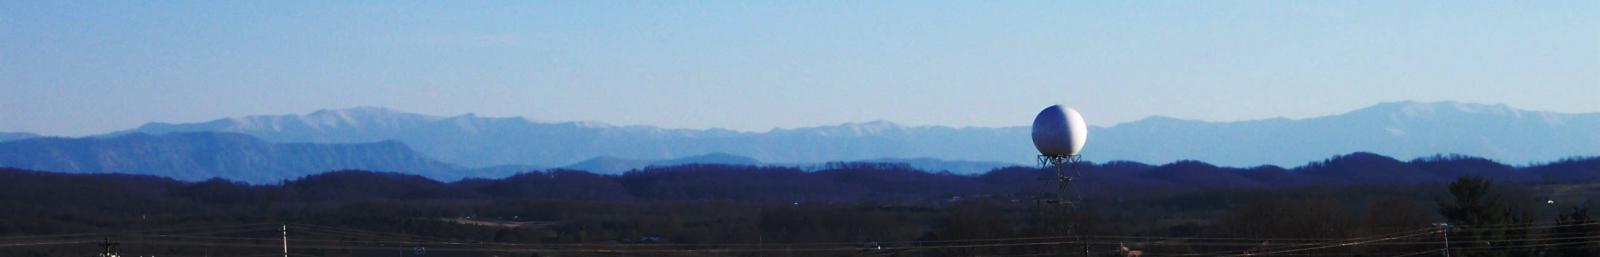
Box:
left=1039, top=154, right=1088, bottom=257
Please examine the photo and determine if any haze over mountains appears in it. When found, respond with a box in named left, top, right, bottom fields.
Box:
left=0, top=132, right=39, bottom=142
left=0, top=132, right=460, bottom=182
left=0, top=101, right=1595, bottom=183
left=1094, top=101, right=1600, bottom=166
left=96, top=107, right=1028, bottom=169
left=96, top=101, right=1600, bottom=165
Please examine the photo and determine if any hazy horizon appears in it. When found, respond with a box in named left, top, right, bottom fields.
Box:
left=4, top=99, right=1594, bottom=137
left=4, top=1, right=1596, bottom=136
left=3, top=2, right=1598, bottom=255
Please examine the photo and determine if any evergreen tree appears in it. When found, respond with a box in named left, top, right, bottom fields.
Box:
left=1439, top=176, right=1515, bottom=257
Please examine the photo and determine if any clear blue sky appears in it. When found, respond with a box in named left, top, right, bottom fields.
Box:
left=3, top=1, right=1596, bottom=136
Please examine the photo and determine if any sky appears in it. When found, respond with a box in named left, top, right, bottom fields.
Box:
left=2, top=1, right=1597, bottom=136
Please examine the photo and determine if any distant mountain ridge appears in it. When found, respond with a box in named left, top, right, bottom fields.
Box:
left=0, top=132, right=460, bottom=183
left=0, top=132, right=1015, bottom=182
left=2, top=153, right=1596, bottom=204
left=108, top=107, right=446, bottom=143
left=561, top=153, right=761, bottom=174
left=0, top=131, right=1594, bottom=185
left=97, top=101, right=1599, bottom=167
left=0, top=132, right=39, bottom=142
left=562, top=153, right=1014, bottom=175
left=1092, top=101, right=1600, bottom=166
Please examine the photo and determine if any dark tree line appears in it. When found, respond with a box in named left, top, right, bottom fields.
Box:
left=1441, top=176, right=1599, bottom=257
left=0, top=154, right=1596, bottom=256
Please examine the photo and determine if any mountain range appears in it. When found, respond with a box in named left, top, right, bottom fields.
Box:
left=0, top=132, right=459, bottom=182
left=92, top=107, right=1030, bottom=169
left=559, top=153, right=1014, bottom=174
left=0, top=132, right=1018, bottom=183
left=0, top=101, right=1594, bottom=182
left=1092, top=101, right=1600, bottom=167
left=0, top=132, right=38, bottom=142
left=86, top=101, right=1600, bottom=166
left=4, top=153, right=1597, bottom=204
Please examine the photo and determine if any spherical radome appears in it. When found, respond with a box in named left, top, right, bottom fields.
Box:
left=1031, top=105, right=1087, bottom=156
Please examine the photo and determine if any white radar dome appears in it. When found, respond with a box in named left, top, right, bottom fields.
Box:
left=1031, top=105, right=1087, bottom=156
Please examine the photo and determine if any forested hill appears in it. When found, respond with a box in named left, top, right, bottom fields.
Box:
left=2, top=153, right=1595, bottom=204
left=2, top=157, right=1596, bottom=256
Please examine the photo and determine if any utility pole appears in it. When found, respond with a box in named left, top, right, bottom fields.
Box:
left=1433, top=223, right=1451, bottom=257
left=98, top=237, right=120, bottom=257
left=1079, top=221, right=1090, bottom=257
left=282, top=224, right=289, bottom=257
left=1069, top=158, right=1089, bottom=257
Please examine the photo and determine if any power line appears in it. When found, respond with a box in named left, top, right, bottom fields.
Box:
left=4, top=221, right=1596, bottom=256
